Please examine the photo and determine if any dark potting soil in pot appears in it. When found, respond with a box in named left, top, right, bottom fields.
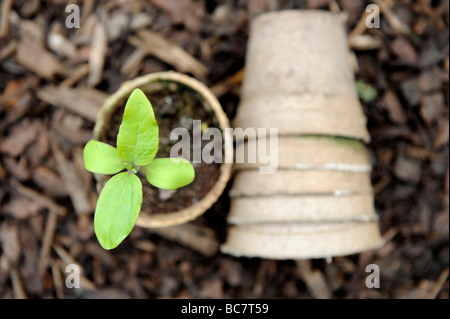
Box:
left=101, top=88, right=222, bottom=215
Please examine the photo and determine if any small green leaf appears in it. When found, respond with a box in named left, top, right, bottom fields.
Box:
left=356, top=79, right=377, bottom=103
left=144, top=158, right=195, bottom=190
left=83, top=140, right=125, bottom=175
left=94, top=172, right=142, bottom=250
left=117, top=88, right=159, bottom=166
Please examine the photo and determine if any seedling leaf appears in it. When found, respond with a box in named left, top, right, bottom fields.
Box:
left=94, top=172, right=142, bottom=250
left=83, top=140, right=125, bottom=175
left=145, top=158, right=195, bottom=190
left=117, top=88, right=159, bottom=166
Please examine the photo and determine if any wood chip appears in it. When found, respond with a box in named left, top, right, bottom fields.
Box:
left=15, top=40, right=63, bottom=79
left=27, top=122, right=50, bottom=167
left=1, top=222, right=21, bottom=265
left=210, top=68, right=244, bottom=98
left=53, top=244, right=97, bottom=291
left=129, top=12, right=153, bottom=30
left=37, top=86, right=107, bottom=122
left=0, top=76, right=39, bottom=108
left=9, top=178, right=66, bottom=215
left=374, top=0, right=411, bottom=34
left=51, top=141, right=92, bottom=215
left=296, top=260, right=331, bottom=299
left=150, top=223, right=219, bottom=257
left=433, top=119, right=449, bottom=149
left=120, top=49, right=146, bottom=76
left=200, top=277, right=223, bottom=298
left=393, top=156, right=422, bottom=184
left=84, top=242, right=116, bottom=268
left=150, top=0, right=204, bottom=33
left=0, top=161, right=6, bottom=181
left=37, top=209, right=59, bottom=276
left=48, top=22, right=77, bottom=58
left=32, top=166, right=67, bottom=198
left=418, top=67, right=443, bottom=93
left=87, top=21, right=107, bottom=87
left=9, top=265, right=28, bottom=299
left=60, top=63, right=90, bottom=88
left=73, top=147, right=93, bottom=192
left=400, top=77, right=420, bottom=106
left=2, top=79, right=22, bottom=109
left=391, top=36, right=417, bottom=64
left=219, top=258, right=243, bottom=287
left=105, top=12, right=129, bottom=42
left=3, top=156, right=30, bottom=181
left=349, top=8, right=377, bottom=37
left=428, top=268, right=449, bottom=299
left=73, top=14, right=97, bottom=46
left=405, top=146, right=439, bottom=161
left=81, top=0, right=95, bottom=25
left=420, top=93, right=444, bottom=125
left=381, top=90, right=407, bottom=124
left=51, top=259, right=65, bottom=299
left=1, top=92, right=33, bottom=128
left=129, top=30, right=208, bottom=79
left=0, top=39, right=17, bottom=62
left=52, top=111, right=92, bottom=145
left=247, top=0, right=279, bottom=17
left=0, top=120, right=39, bottom=157
left=17, top=15, right=45, bottom=44
left=19, top=0, right=40, bottom=17
left=0, top=0, right=13, bottom=38
left=0, top=196, right=43, bottom=219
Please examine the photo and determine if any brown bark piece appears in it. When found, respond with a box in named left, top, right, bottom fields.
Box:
left=87, top=21, right=107, bottom=87
left=381, top=90, right=407, bottom=125
left=1, top=222, right=21, bottom=265
left=150, top=0, right=204, bottom=33
left=37, top=86, right=107, bottom=122
left=149, top=223, right=219, bottom=257
left=0, top=120, right=39, bottom=157
left=15, top=40, right=63, bottom=79
left=0, top=0, right=13, bottom=38
left=1, top=196, right=42, bottom=219
left=32, top=166, right=67, bottom=198
left=393, top=156, right=422, bottom=184
left=51, top=141, right=92, bottom=215
left=129, top=30, right=208, bottom=79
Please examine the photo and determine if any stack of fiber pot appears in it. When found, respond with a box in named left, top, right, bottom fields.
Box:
left=220, top=10, right=384, bottom=259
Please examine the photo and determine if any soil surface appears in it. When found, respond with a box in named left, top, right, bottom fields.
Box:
left=0, top=0, right=448, bottom=299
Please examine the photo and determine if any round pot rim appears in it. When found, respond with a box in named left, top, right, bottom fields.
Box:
left=93, top=71, right=233, bottom=228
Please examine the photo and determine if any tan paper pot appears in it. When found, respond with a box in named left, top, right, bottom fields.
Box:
left=93, top=71, right=232, bottom=228
left=234, top=10, right=370, bottom=142
left=221, top=221, right=384, bottom=260
left=234, top=135, right=371, bottom=172
left=227, top=194, right=378, bottom=224
left=229, top=170, right=373, bottom=197
left=221, top=10, right=384, bottom=260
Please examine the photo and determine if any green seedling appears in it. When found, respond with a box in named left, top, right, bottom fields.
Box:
left=83, top=89, right=195, bottom=250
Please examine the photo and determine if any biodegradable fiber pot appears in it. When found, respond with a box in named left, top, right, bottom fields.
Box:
left=233, top=10, right=371, bottom=142
left=93, top=71, right=232, bottom=228
left=221, top=10, right=384, bottom=260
